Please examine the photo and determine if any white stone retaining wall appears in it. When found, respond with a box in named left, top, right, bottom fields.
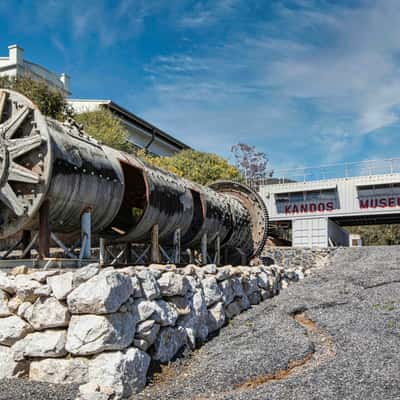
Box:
left=0, top=263, right=305, bottom=399
left=262, top=247, right=336, bottom=270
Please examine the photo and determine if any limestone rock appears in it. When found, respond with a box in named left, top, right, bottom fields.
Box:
left=181, top=265, right=196, bottom=276
left=47, top=272, right=74, bottom=300
left=207, top=302, right=226, bottom=333
left=10, top=265, right=29, bottom=276
left=203, top=264, right=217, bottom=274
left=33, top=284, right=52, bottom=297
left=153, top=326, right=187, bottom=363
left=152, top=300, right=178, bottom=326
left=248, top=291, right=261, bottom=305
left=17, top=302, right=32, bottom=317
left=133, top=339, right=149, bottom=351
left=72, top=264, right=100, bottom=287
left=130, top=276, right=143, bottom=298
left=178, top=289, right=208, bottom=348
left=232, top=277, right=245, bottom=298
left=237, top=294, right=251, bottom=311
left=185, top=275, right=199, bottom=292
left=7, top=296, right=23, bottom=313
left=157, top=272, right=189, bottom=297
left=167, top=296, right=191, bottom=316
left=66, top=313, right=136, bottom=355
left=0, top=345, right=28, bottom=378
left=260, top=288, right=273, bottom=300
left=132, top=299, right=156, bottom=322
left=67, top=270, right=133, bottom=314
left=0, top=315, right=32, bottom=346
left=136, top=269, right=160, bottom=300
left=12, top=330, right=67, bottom=360
left=225, top=301, right=241, bottom=319
left=136, top=320, right=160, bottom=346
left=77, top=382, right=111, bottom=400
left=216, top=266, right=231, bottom=281
left=0, top=272, right=15, bottom=294
left=0, top=290, right=11, bottom=317
left=29, top=270, right=58, bottom=283
left=13, top=275, right=42, bottom=302
left=148, top=263, right=176, bottom=274
left=202, top=277, right=222, bottom=306
left=219, top=279, right=235, bottom=305
left=257, top=272, right=270, bottom=289
left=89, top=348, right=150, bottom=398
left=30, top=358, right=89, bottom=384
left=22, top=297, right=70, bottom=330
left=242, top=275, right=259, bottom=296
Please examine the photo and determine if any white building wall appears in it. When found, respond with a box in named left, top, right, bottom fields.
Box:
left=68, top=100, right=185, bottom=156
left=292, top=218, right=329, bottom=247
left=260, top=172, right=400, bottom=222
left=0, top=45, right=70, bottom=95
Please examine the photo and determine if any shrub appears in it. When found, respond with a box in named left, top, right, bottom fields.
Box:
left=139, top=149, right=242, bottom=185
left=0, top=76, right=67, bottom=119
left=74, top=108, right=132, bottom=152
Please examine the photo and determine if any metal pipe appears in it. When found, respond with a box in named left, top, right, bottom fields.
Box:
left=0, top=89, right=268, bottom=263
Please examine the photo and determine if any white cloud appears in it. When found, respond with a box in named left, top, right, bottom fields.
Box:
left=138, top=0, right=400, bottom=167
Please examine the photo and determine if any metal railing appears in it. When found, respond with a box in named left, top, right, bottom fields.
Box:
left=246, top=158, right=400, bottom=187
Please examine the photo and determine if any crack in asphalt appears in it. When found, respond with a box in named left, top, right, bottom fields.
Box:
left=362, top=280, right=400, bottom=289
left=194, top=311, right=336, bottom=400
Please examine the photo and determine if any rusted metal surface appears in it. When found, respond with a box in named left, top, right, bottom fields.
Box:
left=0, top=90, right=268, bottom=261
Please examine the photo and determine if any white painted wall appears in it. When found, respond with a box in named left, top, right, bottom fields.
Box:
left=292, top=217, right=349, bottom=247
left=68, top=100, right=185, bottom=156
left=260, top=172, right=400, bottom=222
left=0, top=45, right=70, bottom=95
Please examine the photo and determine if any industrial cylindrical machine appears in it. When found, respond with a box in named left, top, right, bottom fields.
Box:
left=0, top=89, right=268, bottom=260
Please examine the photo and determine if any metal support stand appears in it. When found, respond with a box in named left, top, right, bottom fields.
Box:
left=80, top=209, right=91, bottom=259
left=173, top=228, right=181, bottom=264
left=21, top=230, right=31, bottom=259
left=99, top=237, right=106, bottom=266
left=39, top=200, right=50, bottom=258
left=125, top=243, right=132, bottom=264
left=201, top=233, right=208, bottom=265
left=236, top=248, right=247, bottom=266
left=214, top=234, right=221, bottom=265
left=150, top=224, right=160, bottom=263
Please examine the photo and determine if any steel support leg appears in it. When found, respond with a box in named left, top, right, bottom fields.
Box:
left=173, top=228, right=181, bottom=264
left=99, top=237, right=106, bottom=266
left=80, top=209, right=91, bottom=259
left=201, top=233, right=208, bottom=265
left=150, top=224, right=160, bottom=263
left=39, top=200, right=50, bottom=258
left=215, top=234, right=221, bottom=265
left=21, top=230, right=31, bottom=259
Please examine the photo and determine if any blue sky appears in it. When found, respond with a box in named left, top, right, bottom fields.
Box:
left=1, top=0, right=400, bottom=171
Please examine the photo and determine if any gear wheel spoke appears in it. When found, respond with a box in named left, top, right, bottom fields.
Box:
left=0, top=183, right=24, bottom=216
left=8, top=162, right=39, bottom=184
left=0, top=91, right=7, bottom=123
left=8, top=134, right=42, bottom=159
left=1, top=105, right=30, bottom=139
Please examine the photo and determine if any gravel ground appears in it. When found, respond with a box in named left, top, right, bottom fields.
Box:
left=134, top=246, right=400, bottom=400
left=0, top=379, right=78, bottom=400
left=1, top=246, right=400, bottom=400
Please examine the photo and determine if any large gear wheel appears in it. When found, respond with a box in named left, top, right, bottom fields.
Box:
left=0, top=90, right=52, bottom=236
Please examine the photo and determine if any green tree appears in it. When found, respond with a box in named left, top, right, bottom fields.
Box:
left=347, top=224, right=400, bottom=246
left=0, top=76, right=67, bottom=119
left=139, top=149, right=242, bottom=185
left=74, top=108, right=133, bottom=152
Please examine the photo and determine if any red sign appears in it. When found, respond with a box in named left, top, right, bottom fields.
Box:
left=284, top=202, right=335, bottom=215
left=359, top=197, right=400, bottom=209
